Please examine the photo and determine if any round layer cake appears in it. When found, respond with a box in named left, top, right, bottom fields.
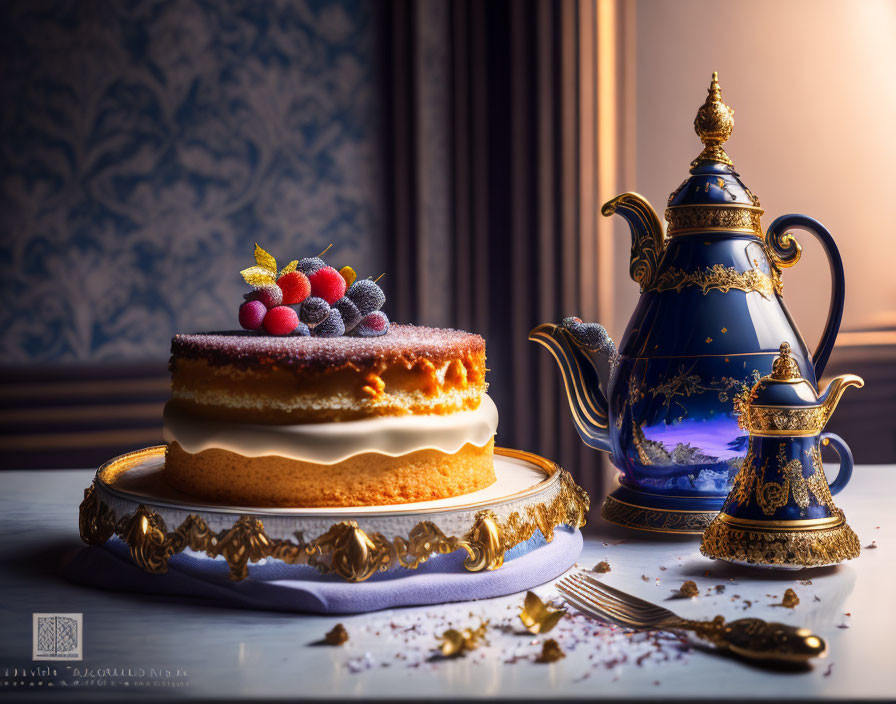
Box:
left=162, top=325, right=497, bottom=507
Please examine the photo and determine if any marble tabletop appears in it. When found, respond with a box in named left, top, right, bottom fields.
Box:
left=1, top=465, right=893, bottom=702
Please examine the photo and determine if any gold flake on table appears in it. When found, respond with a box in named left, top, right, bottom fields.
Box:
left=520, top=591, right=565, bottom=634
left=780, top=588, right=799, bottom=608
left=324, top=623, right=349, bottom=645
left=439, top=622, right=488, bottom=657
left=593, top=561, right=611, bottom=574
left=535, top=639, right=565, bottom=663
left=678, top=580, right=699, bottom=598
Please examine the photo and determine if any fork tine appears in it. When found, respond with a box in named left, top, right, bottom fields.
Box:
left=557, top=582, right=637, bottom=629
left=576, top=573, right=677, bottom=621
left=577, top=584, right=653, bottom=628
left=578, top=573, right=669, bottom=611
left=558, top=579, right=652, bottom=628
left=569, top=574, right=667, bottom=618
left=558, top=578, right=635, bottom=622
left=569, top=576, right=669, bottom=624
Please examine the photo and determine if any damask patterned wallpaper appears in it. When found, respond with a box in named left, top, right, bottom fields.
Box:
left=0, top=0, right=384, bottom=363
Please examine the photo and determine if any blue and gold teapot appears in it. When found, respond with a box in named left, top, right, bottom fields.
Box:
left=531, top=73, right=848, bottom=533
left=700, top=342, right=862, bottom=567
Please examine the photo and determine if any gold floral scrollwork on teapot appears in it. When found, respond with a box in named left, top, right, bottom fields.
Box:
left=741, top=406, right=828, bottom=435
left=766, top=230, right=802, bottom=270
left=805, top=445, right=836, bottom=510
left=646, top=264, right=782, bottom=300
left=601, top=193, right=665, bottom=291
left=727, top=443, right=832, bottom=517
left=700, top=515, right=861, bottom=568
left=665, top=205, right=763, bottom=236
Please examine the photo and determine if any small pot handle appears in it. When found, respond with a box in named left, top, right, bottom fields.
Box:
left=765, top=214, right=844, bottom=378
left=819, top=432, right=853, bottom=495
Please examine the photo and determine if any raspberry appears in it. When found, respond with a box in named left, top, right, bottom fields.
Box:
left=299, top=297, right=330, bottom=326
left=346, top=279, right=385, bottom=316
left=276, top=271, right=310, bottom=305
left=312, top=308, right=345, bottom=337
left=298, top=257, right=325, bottom=276
left=333, top=296, right=361, bottom=332
left=308, top=266, right=347, bottom=304
left=262, top=306, right=299, bottom=336
left=253, top=284, right=283, bottom=309
left=238, top=300, right=267, bottom=331
left=357, top=311, right=389, bottom=337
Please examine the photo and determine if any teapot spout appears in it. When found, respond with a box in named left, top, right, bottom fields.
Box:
left=601, top=193, right=665, bottom=290
left=529, top=320, right=615, bottom=453
left=819, top=374, right=864, bottom=422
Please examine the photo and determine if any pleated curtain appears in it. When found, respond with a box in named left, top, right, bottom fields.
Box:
left=377, top=0, right=626, bottom=509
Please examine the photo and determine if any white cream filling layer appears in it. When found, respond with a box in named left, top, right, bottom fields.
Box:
left=163, top=394, right=499, bottom=465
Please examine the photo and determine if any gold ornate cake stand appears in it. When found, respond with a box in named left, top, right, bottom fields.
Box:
left=79, top=446, right=589, bottom=583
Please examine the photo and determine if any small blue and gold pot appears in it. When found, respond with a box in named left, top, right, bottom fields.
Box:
left=701, top=343, right=863, bottom=567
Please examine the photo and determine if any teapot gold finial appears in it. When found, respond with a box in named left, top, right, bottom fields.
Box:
left=770, top=342, right=801, bottom=380
left=692, top=71, right=734, bottom=167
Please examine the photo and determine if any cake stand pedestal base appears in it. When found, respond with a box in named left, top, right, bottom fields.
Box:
left=63, top=528, right=582, bottom=614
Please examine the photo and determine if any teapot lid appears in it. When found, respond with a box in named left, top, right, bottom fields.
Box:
left=747, top=343, right=820, bottom=408
left=665, top=73, right=764, bottom=237
left=738, top=343, right=827, bottom=436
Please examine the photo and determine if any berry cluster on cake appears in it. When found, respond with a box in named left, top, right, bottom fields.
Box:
left=162, top=244, right=498, bottom=507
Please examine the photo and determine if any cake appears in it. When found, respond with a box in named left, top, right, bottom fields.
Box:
left=163, top=326, right=497, bottom=507
left=162, top=243, right=498, bottom=507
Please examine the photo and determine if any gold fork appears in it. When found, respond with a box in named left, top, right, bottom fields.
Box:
left=557, top=571, right=827, bottom=664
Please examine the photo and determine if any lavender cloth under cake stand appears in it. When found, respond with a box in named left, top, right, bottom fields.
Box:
left=61, top=528, right=582, bottom=614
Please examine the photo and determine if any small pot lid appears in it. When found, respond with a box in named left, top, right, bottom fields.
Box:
left=664, top=73, right=764, bottom=236
left=748, top=342, right=820, bottom=408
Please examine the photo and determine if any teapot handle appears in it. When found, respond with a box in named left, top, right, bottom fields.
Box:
left=765, top=214, right=844, bottom=378
left=818, top=432, right=853, bottom=495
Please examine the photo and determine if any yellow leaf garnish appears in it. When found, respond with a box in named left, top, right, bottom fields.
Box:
left=520, top=591, right=565, bottom=634
left=253, top=243, right=278, bottom=274
left=279, top=260, right=298, bottom=278
left=339, top=266, right=357, bottom=288
left=240, top=266, right=277, bottom=287
left=438, top=622, right=488, bottom=657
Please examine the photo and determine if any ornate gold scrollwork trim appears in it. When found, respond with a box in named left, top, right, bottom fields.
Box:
left=700, top=510, right=860, bottom=567
left=726, top=442, right=832, bottom=516
left=601, top=192, right=666, bottom=291
left=645, top=263, right=782, bottom=300
left=740, top=404, right=827, bottom=435
left=78, top=470, right=589, bottom=583
left=716, top=512, right=841, bottom=531
left=664, top=205, right=764, bottom=237
left=599, top=494, right=716, bottom=535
